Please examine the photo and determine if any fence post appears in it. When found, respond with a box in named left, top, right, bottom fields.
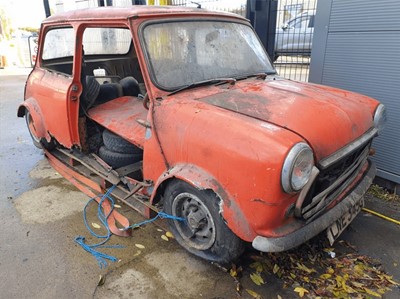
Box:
left=246, top=0, right=277, bottom=59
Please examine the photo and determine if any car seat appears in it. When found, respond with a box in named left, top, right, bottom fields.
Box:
left=120, top=76, right=141, bottom=97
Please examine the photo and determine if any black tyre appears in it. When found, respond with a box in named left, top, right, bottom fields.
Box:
left=25, top=110, right=55, bottom=150
left=98, top=146, right=142, bottom=169
left=163, top=180, right=244, bottom=264
left=102, top=129, right=142, bottom=154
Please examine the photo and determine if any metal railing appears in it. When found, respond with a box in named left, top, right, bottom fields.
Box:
left=168, top=0, right=317, bottom=82
left=274, top=0, right=318, bottom=81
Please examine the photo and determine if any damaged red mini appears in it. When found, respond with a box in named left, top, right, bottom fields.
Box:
left=18, top=6, right=386, bottom=263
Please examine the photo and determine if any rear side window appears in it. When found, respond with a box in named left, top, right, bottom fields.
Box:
left=42, top=27, right=74, bottom=60
left=82, top=28, right=131, bottom=55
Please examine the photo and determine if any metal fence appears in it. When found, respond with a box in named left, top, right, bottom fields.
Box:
left=274, top=0, right=317, bottom=81
left=168, top=0, right=317, bottom=82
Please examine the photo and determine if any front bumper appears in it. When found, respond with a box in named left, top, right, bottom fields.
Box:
left=252, top=160, right=375, bottom=252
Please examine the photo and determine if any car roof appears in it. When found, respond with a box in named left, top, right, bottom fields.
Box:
left=43, top=5, right=246, bottom=24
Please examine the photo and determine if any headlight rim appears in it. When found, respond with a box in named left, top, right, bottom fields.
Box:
left=373, top=103, right=387, bottom=135
left=281, top=142, right=314, bottom=194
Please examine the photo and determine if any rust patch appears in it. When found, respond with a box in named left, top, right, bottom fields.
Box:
left=198, top=90, right=271, bottom=121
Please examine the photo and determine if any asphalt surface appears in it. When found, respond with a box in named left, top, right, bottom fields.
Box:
left=0, top=68, right=399, bottom=298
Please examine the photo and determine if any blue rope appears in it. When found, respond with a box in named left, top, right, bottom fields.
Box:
left=75, top=185, right=185, bottom=268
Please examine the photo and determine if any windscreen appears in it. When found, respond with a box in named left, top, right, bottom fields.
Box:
left=143, top=21, right=275, bottom=90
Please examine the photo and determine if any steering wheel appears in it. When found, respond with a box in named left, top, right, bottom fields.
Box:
left=143, top=93, right=150, bottom=110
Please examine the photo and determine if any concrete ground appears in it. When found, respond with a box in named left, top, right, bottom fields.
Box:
left=0, top=68, right=399, bottom=299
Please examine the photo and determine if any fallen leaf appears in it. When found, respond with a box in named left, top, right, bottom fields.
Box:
left=351, top=281, right=364, bottom=288
left=294, top=286, right=309, bottom=297
left=91, top=222, right=101, bottom=229
left=364, top=287, right=382, bottom=298
left=132, top=250, right=141, bottom=257
left=250, top=262, right=263, bottom=273
left=273, top=264, right=280, bottom=274
left=135, top=244, right=145, bottom=249
left=327, top=267, right=335, bottom=274
left=161, top=235, right=169, bottom=241
left=320, top=273, right=332, bottom=279
left=296, top=263, right=316, bottom=274
left=323, top=248, right=335, bottom=253
left=156, top=228, right=163, bottom=232
left=114, top=204, right=121, bottom=208
left=230, top=268, right=237, bottom=278
left=246, top=289, right=262, bottom=298
left=98, top=275, right=106, bottom=286
left=250, top=272, right=265, bottom=286
left=165, top=231, right=174, bottom=238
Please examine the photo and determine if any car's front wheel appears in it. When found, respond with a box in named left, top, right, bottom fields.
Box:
left=163, top=180, right=244, bottom=264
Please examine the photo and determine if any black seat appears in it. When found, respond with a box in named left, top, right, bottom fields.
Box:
left=97, top=83, right=123, bottom=105
left=120, top=76, right=141, bottom=97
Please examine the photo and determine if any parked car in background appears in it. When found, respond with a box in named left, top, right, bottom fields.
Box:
left=274, top=11, right=315, bottom=61
left=19, top=6, right=385, bottom=264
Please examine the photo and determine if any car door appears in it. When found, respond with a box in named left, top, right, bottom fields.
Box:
left=30, top=26, right=80, bottom=148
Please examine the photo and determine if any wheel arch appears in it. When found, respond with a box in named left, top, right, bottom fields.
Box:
left=17, top=98, right=48, bottom=140
left=150, top=163, right=256, bottom=241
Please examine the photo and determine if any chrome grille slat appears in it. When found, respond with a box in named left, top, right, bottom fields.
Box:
left=302, top=146, right=369, bottom=217
left=298, top=131, right=374, bottom=221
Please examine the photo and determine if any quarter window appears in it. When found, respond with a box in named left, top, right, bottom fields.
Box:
left=82, top=28, right=131, bottom=55
left=42, top=27, right=74, bottom=60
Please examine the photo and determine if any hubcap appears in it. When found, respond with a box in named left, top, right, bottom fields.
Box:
left=172, top=192, right=216, bottom=250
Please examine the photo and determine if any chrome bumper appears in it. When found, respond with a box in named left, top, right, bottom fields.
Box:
left=252, top=160, right=375, bottom=252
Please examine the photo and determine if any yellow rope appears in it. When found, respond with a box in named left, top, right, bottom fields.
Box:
left=362, top=207, right=400, bottom=225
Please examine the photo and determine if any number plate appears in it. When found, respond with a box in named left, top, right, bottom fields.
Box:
left=326, top=197, right=364, bottom=245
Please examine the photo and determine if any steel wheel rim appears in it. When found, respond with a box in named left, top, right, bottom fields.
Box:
left=172, top=192, right=216, bottom=250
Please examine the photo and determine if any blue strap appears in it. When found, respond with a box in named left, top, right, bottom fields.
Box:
left=74, top=185, right=185, bottom=268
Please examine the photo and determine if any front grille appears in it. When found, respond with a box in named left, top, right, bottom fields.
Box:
left=300, top=141, right=371, bottom=222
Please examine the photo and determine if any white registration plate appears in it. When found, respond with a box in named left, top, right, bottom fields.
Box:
left=326, top=197, right=364, bottom=245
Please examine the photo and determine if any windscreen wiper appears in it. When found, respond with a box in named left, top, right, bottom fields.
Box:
left=168, top=78, right=236, bottom=96
left=236, top=72, right=276, bottom=80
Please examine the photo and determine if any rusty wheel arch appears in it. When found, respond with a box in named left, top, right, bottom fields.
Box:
left=151, top=177, right=219, bottom=210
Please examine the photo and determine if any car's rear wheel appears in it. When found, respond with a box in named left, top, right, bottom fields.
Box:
left=25, top=110, right=54, bottom=150
left=163, top=180, right=244, bottom=264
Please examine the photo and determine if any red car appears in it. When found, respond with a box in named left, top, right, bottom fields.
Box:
left=18, top=6, right=386, bottom=263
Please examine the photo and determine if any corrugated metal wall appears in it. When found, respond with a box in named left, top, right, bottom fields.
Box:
left=309, top=0, right=400, bottom=184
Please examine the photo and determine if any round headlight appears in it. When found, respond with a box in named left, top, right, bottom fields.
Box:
left=373, top=104, right=387, bottom=135
left=281, top=143, right=314, bottom=193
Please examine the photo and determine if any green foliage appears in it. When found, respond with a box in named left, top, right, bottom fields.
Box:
left=0, top=7, right=14, bottom=40
left=18, top=27, right=39, bottom=34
